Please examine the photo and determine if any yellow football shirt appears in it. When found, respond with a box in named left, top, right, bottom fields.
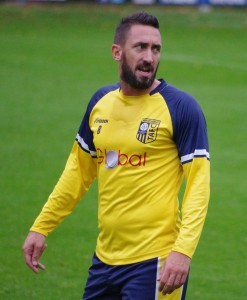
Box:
left=31, top=79, right=210, bottom=265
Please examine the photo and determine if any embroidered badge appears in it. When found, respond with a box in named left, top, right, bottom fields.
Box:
left=136, top=118, right=161, bottom=144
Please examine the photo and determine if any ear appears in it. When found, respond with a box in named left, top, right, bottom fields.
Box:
left=112, top=44, right=122, bottom=61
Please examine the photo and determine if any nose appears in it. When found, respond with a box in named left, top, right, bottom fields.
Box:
left=143, top=49, right=154, bottom=63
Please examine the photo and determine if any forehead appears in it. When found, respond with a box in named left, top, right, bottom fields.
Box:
left=125, top=24, right=162, bottom=46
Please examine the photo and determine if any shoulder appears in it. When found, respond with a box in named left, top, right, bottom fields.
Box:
left=157, top=81, right=204, bottom=123
left=87, top=83, right=120, bottom=112
left=159, top=83, right=200, bottom=112
left=157, top=81, right=207, bottom=142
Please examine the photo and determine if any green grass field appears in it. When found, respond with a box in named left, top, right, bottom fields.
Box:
left=0, top=3, right=246, bottom=299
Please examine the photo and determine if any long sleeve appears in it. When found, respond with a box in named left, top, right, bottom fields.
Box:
left=172, top=157, right=210, bottom=257
left=30, top=142, right=97, bottom=236
left=160, top=84, right=211, bottom=258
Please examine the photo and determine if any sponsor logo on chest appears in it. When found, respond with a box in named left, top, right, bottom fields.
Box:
left=97, top=149, right=146, bottom=169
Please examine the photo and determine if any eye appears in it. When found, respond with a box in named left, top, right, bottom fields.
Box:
left=152, top=45, right=161, bottom=53
left=135, top=43, right=147, bottom=51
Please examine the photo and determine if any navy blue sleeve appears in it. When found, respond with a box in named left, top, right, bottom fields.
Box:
left=160, top=84, right=210, bottom=164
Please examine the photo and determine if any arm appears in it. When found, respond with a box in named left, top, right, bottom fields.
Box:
left=22, top=142, right=97, bottom=272
left=158, top=92, right=210, bottom=295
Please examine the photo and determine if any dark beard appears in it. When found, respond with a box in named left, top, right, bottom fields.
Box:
left=121, top=54, right=158, bottom=90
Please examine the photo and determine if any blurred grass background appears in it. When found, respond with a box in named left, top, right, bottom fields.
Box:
left=0, top=3, right=246, bottom=299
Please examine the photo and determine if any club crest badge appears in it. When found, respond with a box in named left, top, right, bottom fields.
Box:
left=136, top=118, right=161, bottom=144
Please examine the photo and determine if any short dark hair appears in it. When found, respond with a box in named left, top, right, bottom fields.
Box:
left=114, top=11, right=160, bottom=45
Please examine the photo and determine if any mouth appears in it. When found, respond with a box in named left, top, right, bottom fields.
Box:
left=136, top=65, right=154, bottom=77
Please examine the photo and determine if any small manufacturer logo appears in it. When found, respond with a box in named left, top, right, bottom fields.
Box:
left=94, top=118, right=108, bottom=124
left=97, top=149, right=147, bottom=169
left=136, top=118, right=161, bottom=144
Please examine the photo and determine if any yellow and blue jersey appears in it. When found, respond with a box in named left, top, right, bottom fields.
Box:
left=31, top=79, right=210, bottom=265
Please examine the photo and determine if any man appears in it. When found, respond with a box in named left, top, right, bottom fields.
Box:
left=23, top=11, right=210, bottom=300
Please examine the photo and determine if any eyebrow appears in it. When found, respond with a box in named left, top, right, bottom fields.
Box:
left=133, top=41, right=161, bottom=50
